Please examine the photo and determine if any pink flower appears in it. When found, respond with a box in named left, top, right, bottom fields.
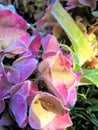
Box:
left=29, top=92, right=72, bottom=130
left=38, top=34, right=81, bottom=106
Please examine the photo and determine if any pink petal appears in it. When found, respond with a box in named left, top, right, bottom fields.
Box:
left=68, top=87, right=77, bottom=106
left=10, top=93, right=28, bottom=127
left=43, top=113, right=73, bottom=130
left=40, top=78, right=69, bottom=106
left=27, top=81, right=38, bottom=106
left=29, top=33, right=41, bottom=57
left=0, top=26, right=30, bottom=50
left=41, top=34, right=60, bottom=58
left=29, top=92, right=68, bottom=129
left=0, top=9, right=27, bottom=30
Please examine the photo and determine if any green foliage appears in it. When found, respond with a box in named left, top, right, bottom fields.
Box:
left=82, top=69, right=98, bottom=86
left=51, top=1, right=94, bottom=66
left=70, top=85, right=98, bottom=130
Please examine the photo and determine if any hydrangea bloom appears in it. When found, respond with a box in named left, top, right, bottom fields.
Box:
left=0, top=7, right=81, bottom=130
left=0, top=8, right=39, bottom=128
left=38, top=34, right=81, bottom=106
left=32, top=34, right=82, bottom=129
left=29, top=92, right=72, bottom=130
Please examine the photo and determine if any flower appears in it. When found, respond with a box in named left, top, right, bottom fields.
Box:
left=29, top=92, right=72, bottom=130
left=0, top=8, right=40, bottom=128
left=38, top=34, right=81, bottom=106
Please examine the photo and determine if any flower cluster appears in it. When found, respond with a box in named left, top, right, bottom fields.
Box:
left=0, top=8, right=81, bottom=130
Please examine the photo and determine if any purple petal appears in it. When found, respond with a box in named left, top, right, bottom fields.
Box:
left=10, top=82, right=24, bottom=96
left=0, top=99, right=5, bottom=114
left=10, top=93, right=28, bottom=127
left=0, top=110, right=13, bottom=126
left=18, top=80, right=32, bottom=98
left=10, top=80, right=31, bottom=98
left=0, top=70, right=11, bottom=99
left=79, top=0, right=96, bottom=10
left=6, top=67, right=20, bottom=84
left=4, top=40, right=28, bottom=55
left=6, top=57, right=38, bottom=84
left=13, top=57, right=38, bottom=81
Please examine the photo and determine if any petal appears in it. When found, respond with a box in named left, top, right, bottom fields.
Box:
left=0, top=70, right=11, bottom=99
left=6, top=67, right=20, bottom=84
left=27, top=81, right=38, bottom=106
left=42, top=34, right=60, bottom=52
left=10, top=81, right=38, bottom=104
left=29, top=33, right=41, bottom=57
left=79, top=0, right=96, bottom=10
left=0, top=26, right=30, bottom=50
left=29, top=92, right=67, bottom=129
left=10, top=93, right=27, bottom=127
left=43, top=113, right=73, bottom=130
left=0, top=110, right=13, bottom=126
left=4, top=40, right=28, bottom=55
left=10, top=81, right=31, bottom=98
left=0, top=99, right=5, bottom=114
left=39, top=78, right=76, bottom=107
left=0, top=9, right=27, bottom=30
left=41, top=34, right=60, bottom=58
left=7, top=57, right=38, bottom=84
left=40, top=78, right=68, bottom=106
left=68, top=87, right=77, bottom=106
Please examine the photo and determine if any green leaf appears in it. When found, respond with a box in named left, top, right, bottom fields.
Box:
left=60, top=44, right=81, bottom=72
left=82, top=68, right=98, bottom=86
left=51, top=1, right=93, bottom=66
left=90, top=114, right=98, bottom=127
left=87, top=105, right=98, bottom=112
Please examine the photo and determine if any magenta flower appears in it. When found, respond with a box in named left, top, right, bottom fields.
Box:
left=29, top=92, right=72, bottom=130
